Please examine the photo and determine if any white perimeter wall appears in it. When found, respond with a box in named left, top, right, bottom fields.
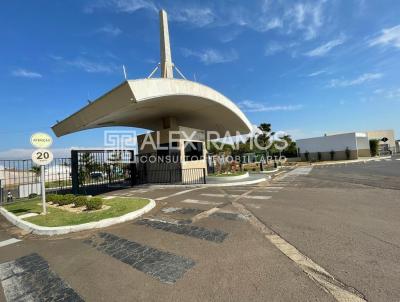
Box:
left=356, top=136, right=370, bottom=150
left=297, top=133, right=358, bottom=153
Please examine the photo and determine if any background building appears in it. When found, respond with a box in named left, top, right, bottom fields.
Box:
left=297, top=132, right=370, bottom=161
left=366, top=130, right=397, bottom=154
left=297, top=130, right=397, bottom=161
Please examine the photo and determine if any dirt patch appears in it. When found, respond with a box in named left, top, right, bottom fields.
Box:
left=40, top=203, right=111, bottom=213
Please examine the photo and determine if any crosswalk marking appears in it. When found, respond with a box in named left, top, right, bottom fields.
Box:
left=0, top=238, right=21, bottom=248
left=156, top=188, right=204, bottom=201
left=181, top=199, right=222, bottom=205
left=242, top=195, right=272, bottom=200
left=201, top=193, right=271, bottom=200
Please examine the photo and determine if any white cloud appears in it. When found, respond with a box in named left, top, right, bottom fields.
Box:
left=85, top=0, right=157, bottom=14
left=12, top=69, right=42, bottom=78
left=265, top=42, right=285, bottom=56
left=285, top=1, right=325, bottom=40
left=264, top=41, right=298, bottom=56
left=85, top=0, right=329, bottom=40
left=67, top=58, right=118, bottom=73
left=181, top=48, right=238, bottom=65
left=97, top=24, right=122, bottom=36
left=0, top=148, right=71, bottom=160
left=256, top=17, right=283, bottom=32
left=170, top=8, right=215, bottom=27
left=373, top=88, right=400, bottom=100
left=329, top=73, right=383, bottom=88
left=308, top=70, right=326, bottom=77
left=305, top=36, right=346, bottom=57
left=369, top=25, right=400, bottom=49
left=238, top=100, right=303, bottom=112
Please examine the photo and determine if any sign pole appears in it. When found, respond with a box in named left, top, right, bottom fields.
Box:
left=30, top=132, right=53, bottom=216
left=41, top=165, right=47, bottom=215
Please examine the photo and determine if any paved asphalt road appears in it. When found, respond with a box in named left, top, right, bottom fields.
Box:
left=0, top=156, right=399, bottom=301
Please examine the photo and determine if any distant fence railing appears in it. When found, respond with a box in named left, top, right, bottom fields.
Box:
left=1, top=153, right=207, bottom=203
left=0, top=158, right=72, bottom=203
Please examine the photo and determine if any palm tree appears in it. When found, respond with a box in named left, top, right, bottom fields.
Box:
left=256, top=123, right=275, bottom=161
left=30, top=165, right=41, bottom=183
left=30, top=165, right=41, bottom=176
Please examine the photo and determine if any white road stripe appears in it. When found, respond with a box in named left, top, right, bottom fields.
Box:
left=232, top=202, right=366, bottom=302
left=242, top=195, right=272, bottom=200
left=180, top=199, right=222, bottom=205
left=201, top=193, right=233, bottom=198
left=0, top=238, right=21, bottom=248
left=396, top=159, right=400, bottom=161
left=156, top=187, right=204, bottom=201
left=201, top=193, right=271, bottom=200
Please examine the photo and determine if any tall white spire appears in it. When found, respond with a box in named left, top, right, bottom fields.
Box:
left=160, top=10, right=174, bottom=78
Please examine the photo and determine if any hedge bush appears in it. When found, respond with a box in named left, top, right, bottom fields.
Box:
left=85, top=198, right=103, bottom=211
left=73, top=196, right=87, bottom=207
left=46, top=194, right=61, bottom=204
left=57, top=194, right=75, bottom=206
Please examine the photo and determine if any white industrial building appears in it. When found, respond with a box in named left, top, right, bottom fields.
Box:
left=297, top=130, right=397, bottom=161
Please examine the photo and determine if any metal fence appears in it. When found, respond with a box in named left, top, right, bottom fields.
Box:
left=0, top=158, right=72, bottom=203
left=1, top=150, right=207, bottom=203
left=71, top=150, right=134, bottom=195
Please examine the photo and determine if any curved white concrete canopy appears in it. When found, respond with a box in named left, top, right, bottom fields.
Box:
left=52, top=78, right=253, bottom=137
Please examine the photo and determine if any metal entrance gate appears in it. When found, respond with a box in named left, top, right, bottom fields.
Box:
left=71, top=150, right=207, bottom=195
left=71, top=150, right=135, bottom=195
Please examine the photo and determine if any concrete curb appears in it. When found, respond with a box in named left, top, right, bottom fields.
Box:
left=258, top=168, right=280, bottom=174
left=206, top=172, right=249, bottom=181
left=0, top=199, right=156, bottom=236
left=311, top=156, right=392, bottom=166
left=136, top=176, right=270, bottom=189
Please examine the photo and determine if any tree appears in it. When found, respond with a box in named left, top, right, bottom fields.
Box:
left=30, top=165, right=41, bottom=177
left=369, top=139, right=379, bottom=157
left=279, top=135, right=297, bottom=157
left=79, top=152, right=95, bottom=182
left=256, top=123, right=275, bottom=152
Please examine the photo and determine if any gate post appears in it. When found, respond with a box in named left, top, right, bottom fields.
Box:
left=129, top=151, right=136, bottom=186
left=71, top=150, right=79, bottom=195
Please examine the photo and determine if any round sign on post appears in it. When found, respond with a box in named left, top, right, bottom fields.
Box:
left=30, top=133, right=53, bottom=149
left=31, top=149, right=54, bottom=166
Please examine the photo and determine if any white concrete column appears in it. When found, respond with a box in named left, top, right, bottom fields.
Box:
left=160, top=10, right=174, bottom=78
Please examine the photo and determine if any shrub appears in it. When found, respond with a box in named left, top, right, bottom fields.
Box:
left=47, top=194, right=61, bottom=204
left=369, top=139, right=379, bottom=157
left=57, top=194, right=75, bottom=206
left=330, top=150, right=336, bottom=160
left=73, top=196, right=87, bottom=207
left=28, top=193, right=38, bottom=199
left=317, top=152, right=322, bottom=161
left=345, top=147, right=351, bottom=160
left=85, top=197, right=103, bottom=211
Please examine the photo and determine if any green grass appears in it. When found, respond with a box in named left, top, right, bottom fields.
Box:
left=208, top=171, right=247, bottom=177
left=45, top=179, right=72, bottom=188
left=3, top=197, right=149, bottom=227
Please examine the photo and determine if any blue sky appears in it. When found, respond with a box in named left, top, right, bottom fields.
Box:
left=1, top=0, right=400, bottom=158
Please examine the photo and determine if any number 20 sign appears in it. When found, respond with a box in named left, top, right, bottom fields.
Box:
left=32, top=149, right=54, bottom=166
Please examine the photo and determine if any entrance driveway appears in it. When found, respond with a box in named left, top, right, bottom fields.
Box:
left=0, top=157, right=399, bottom=301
